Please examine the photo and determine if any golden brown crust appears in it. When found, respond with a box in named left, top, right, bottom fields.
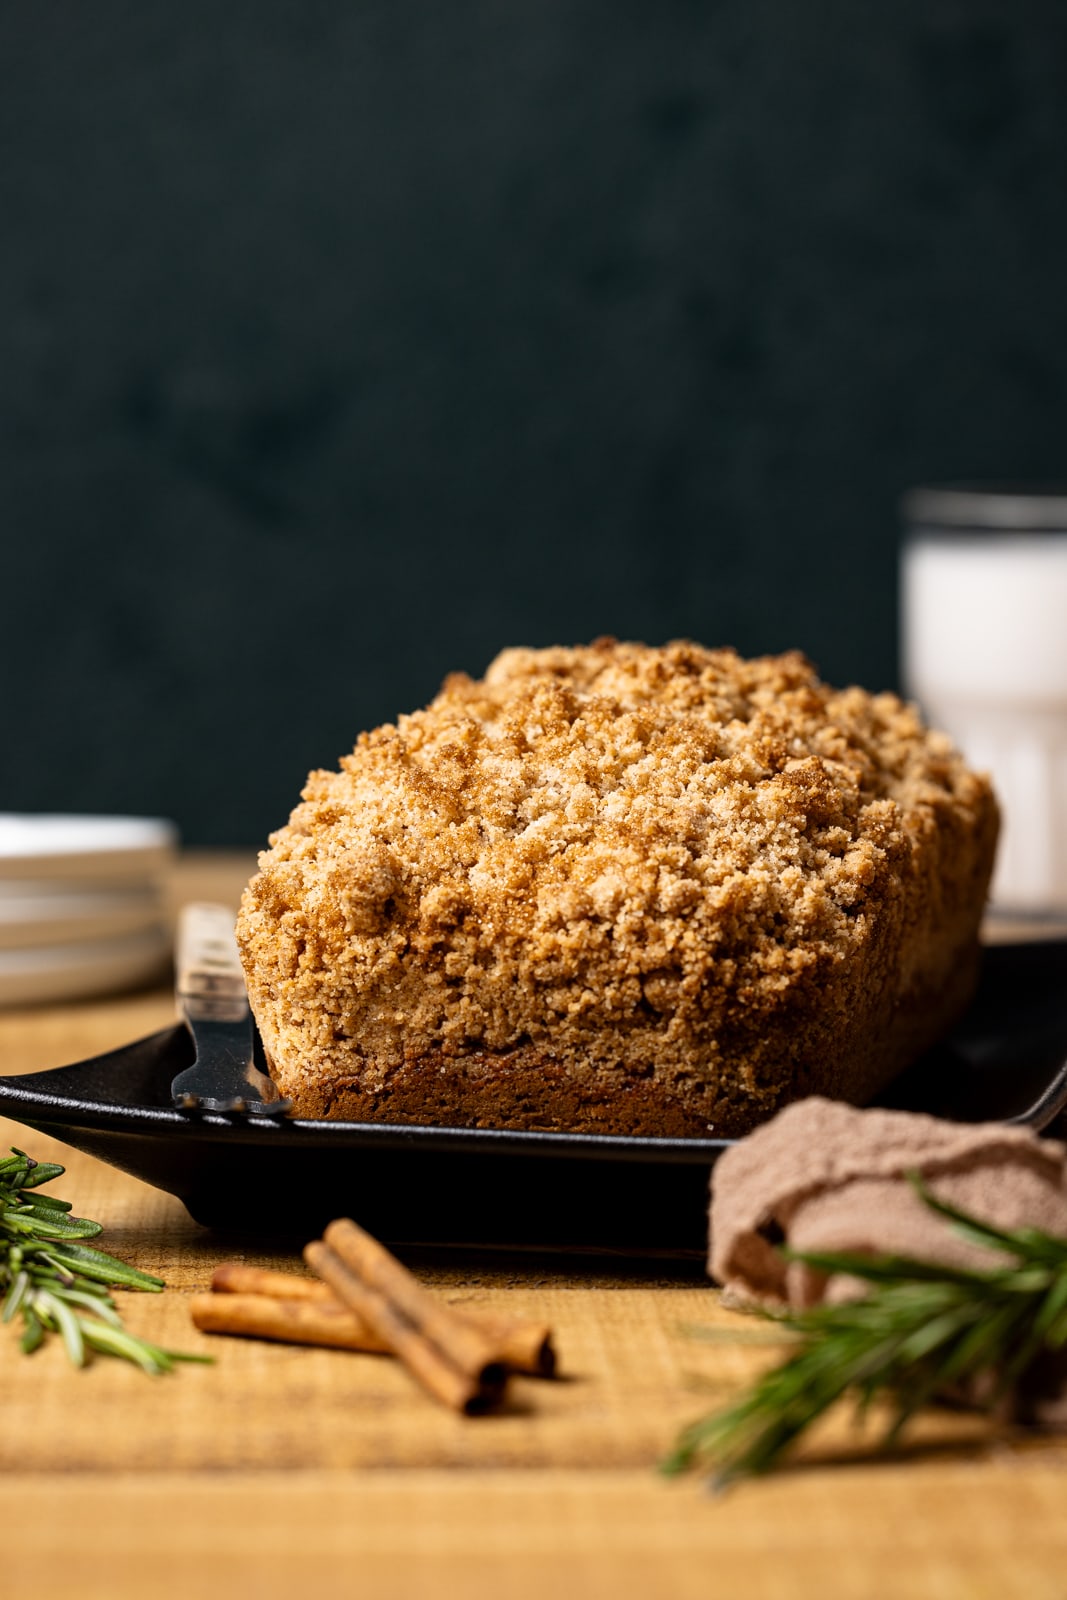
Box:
left=237, top=639, right=999, bottom=1135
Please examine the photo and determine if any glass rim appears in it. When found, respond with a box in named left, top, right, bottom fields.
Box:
left=902, top=484, right=1067, bottom=531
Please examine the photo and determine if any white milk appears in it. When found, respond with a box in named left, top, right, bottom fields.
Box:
left=901, top=518, right=1067, bottom=913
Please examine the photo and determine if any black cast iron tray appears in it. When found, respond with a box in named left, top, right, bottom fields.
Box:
left=1, top=940, right=1065, bottom=1255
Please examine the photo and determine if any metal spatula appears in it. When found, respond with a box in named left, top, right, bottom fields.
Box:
left=170, top=902, right=290, bottom=1116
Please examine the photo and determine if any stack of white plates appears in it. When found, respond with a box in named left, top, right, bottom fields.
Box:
left=0, top=815, right=178, bottom=1005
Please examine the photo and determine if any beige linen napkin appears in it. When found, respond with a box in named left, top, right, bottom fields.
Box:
left=710, top=1097, right=1067, bottom=1309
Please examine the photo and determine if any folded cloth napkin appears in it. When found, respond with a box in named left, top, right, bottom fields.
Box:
left=710, top=1097, right=1067, bottom=1309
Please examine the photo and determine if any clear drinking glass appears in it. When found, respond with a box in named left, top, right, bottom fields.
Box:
left=901, top=485, right=1067, bottom=915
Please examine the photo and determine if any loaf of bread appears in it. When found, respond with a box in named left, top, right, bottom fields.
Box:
left=236, top=640, right=998, bottom=1137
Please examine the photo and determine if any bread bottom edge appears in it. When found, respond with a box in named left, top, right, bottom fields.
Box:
left=264, top=942, right=982, bottom=1139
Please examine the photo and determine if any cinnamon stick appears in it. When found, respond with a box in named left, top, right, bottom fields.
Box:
left=210, top=1264, right=333, bottom=1302
left=209, top=1261, right=556, bottom=1377
left=306, top=1225, right=508, bottom=1414
left=481, top=1316, right=555, bottom=1379
left=191, top=1292, right=389, bottom=1352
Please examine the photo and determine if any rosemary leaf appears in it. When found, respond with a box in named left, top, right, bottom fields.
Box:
left=41, top=1241, right=166, bottom=1290
left=38, top=1290, right=87, bottom=1367
left=10, top=1154, right=66, bottom=1189
left=2, top=1269, right=29, bottom=1323
left=19, top=1194, right=74, bottom=1214
left=8, top=1209, right=103, bottom=1241
left=20, top=1309, right=44, bottom=1355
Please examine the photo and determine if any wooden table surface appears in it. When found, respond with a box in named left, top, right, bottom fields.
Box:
left=4, top=854, right=1067, bottom=1600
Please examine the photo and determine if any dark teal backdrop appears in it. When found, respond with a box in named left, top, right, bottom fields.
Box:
left=3, top=2, right=1066, bottom=842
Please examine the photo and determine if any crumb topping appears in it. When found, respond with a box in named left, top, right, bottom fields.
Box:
left=237, top=639, right=996, bottom=1128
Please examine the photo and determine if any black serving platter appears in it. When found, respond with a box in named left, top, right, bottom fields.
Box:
left=0, top=940, right=1065, bottom=1255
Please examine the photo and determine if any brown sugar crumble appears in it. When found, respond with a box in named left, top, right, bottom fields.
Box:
left=236, top=639, right=998, bottom=1137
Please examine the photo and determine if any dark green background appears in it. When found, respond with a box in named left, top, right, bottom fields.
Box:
left=3, top=2, right=1066, bottom=844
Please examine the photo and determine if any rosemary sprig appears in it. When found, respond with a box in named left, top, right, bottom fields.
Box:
left=0, top=1147, right=209, bottom=1373
left=664, top=1177, right=1067, bottom=1487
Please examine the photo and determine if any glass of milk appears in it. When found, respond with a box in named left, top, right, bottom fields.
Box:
left=901, top=485, right=1067, bottom=915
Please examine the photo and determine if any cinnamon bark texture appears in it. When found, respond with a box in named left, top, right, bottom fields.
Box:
left=191, top=1293, right=390, bottom=1352
left=206, top=1261, right=556, bottom=1376
left=210, top=1264, right=333, bottom=1302
left=306, top=1222, right=509, bottom=1413
left=710, top=1097, right=1067, bottom=1308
